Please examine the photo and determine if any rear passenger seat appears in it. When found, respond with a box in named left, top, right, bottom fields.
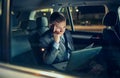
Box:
left=11, top=16, right=37, bottom=66
left=11, top=30, right=38, bottom=66
left=11, top=30, right=31, bottom=57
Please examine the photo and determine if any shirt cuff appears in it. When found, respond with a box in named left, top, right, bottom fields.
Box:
left=53, top=42, right=59, bottom=49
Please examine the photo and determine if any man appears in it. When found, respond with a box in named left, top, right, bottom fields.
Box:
left=39, top=12, right=74, bottom=64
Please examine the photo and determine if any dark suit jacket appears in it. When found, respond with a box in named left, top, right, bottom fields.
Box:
left=39, top=29, right=74, bottom=64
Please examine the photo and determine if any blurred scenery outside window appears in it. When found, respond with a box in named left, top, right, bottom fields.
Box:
left=61, top=6, right=106, bottom=33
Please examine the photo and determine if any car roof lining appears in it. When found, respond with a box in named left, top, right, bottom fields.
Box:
left=12, top=0, right=119, bottom=11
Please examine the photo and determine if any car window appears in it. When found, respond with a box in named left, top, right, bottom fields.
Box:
left=60, top=7, right=72, bottom=30
left=61, top=6, right=106, bottom=33
left=1, top=0, right=120, bottom=77
left=10, top=8, right=54, bottom=66
left=30, top=8, right=53, bottom=20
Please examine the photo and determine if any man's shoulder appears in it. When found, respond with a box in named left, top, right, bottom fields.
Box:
left=39, top=30, right=53, bottom=44
left=64, top=29, right=72, bottom=36
left=41, top=30, right=52, bottom=38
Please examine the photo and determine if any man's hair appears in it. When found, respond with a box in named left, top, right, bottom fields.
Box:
left=50, top=12, right=66, bottom=24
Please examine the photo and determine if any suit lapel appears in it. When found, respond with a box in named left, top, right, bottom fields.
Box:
left=64, top=30, right=74, bottom=51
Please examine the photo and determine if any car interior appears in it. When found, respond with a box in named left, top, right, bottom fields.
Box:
left=0, top=0, right=120, bottom=78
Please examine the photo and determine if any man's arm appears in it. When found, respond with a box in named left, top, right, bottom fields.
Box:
left=43, top=43, right=60, bottom=64
left=39, top=36, right=60, bottom=64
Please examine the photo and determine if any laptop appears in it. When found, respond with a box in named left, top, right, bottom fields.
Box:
left=52, top=46, right=102, bottom=71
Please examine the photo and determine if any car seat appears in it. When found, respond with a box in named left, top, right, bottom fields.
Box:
left=28, top=16, right=49, bottom=65
left=27, top=20, right=37, bottom=34
left=102, top=11, right=120, bottom=77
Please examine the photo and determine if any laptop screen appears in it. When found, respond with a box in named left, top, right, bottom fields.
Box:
left=66, top=46, right=102, bottom=71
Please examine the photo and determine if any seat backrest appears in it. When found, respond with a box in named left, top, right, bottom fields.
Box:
left=27, top=20, right=37, bottom=33
left=102, top=11, right=120, bottom=76
left=102, top=11, right=120, bottom=46
left=103, top=11, right=117, bottom=27
left=28, top=16, right=49, bottom=65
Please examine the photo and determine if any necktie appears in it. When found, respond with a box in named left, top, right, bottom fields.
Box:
left=55, top=36, right=66, bottom=61
left=61, top=36, right=65, bottom=44
left=59, top=36, right=70, bottom=60
left=61, top=36, right=70, bottom=59
left=59, top=36, right=66, bottom=52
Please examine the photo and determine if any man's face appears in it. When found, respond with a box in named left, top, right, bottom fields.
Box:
left=52, top=21, right=66, bottom=35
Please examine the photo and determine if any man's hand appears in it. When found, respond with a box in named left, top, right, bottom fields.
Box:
left=53, top=25, right=64, bottom=43
left=53, top=33, right=61, bottom=43
left=51, top=21, right=66, bottom=43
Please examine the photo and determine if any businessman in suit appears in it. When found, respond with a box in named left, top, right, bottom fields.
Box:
left=39, top=12, right=74, bottom=64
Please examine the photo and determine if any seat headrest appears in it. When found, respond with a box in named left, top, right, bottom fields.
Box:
left=103, top=11, right=117, bottom=27
left=36, top=17, right=48, bottom=28
left=11, top=14, right=19, bottom=29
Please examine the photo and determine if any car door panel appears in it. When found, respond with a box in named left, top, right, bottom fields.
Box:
left=70, top=31, right=102, bottom=50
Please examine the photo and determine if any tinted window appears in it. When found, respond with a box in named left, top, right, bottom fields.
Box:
left=78, top=6, right=105, bottom=14
left=61, top=6, right=106, bottom=33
